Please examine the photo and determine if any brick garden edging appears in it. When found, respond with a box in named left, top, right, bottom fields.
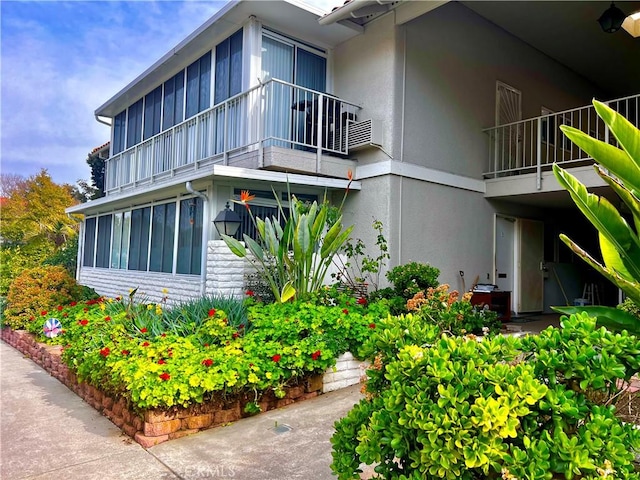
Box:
left=0, top=328, right=331, bottom=448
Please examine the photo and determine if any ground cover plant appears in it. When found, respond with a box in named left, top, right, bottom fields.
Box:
left=22, top=289, right=388, bottom=411
left=331, top=312, right=640, bottom=479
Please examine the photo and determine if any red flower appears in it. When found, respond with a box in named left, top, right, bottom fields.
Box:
left=311, top=350, right=321, bottom=361
left=142, top=341, right=150, bottom=347
left=342, top=309, right=349, bottom=315
left=357, top=297, right=367, bottom=305
left=245, top=290, right=255, bottom=297
left=272, top=354, right=281, bottom=363
left=57, top=305, right=63, bottom=311
left=369, top=323, right=376, bottom=329
left=83, top=308, right=88, bottom=313
left=104, top=316, right=111, bottom=322
left=79, top=319, right=89, bottom=326
left=121, top=350, right=130, bottom=356
left=233, top=332, right=240, bottom=339
left=347, top=168, right=353, bottom=182
left=238, top=324, right=245, bottom=329
left=70, top=301, right=77, bottom=307
left=140, top=327, right=148, bottom=333
left=100, top=347, right=110, bottom=357
left=115, top=296, right=121, bottom=301
left=40, top=310, right=47, bottom=316
left=239, top=190, right=255, bottom=210
left=63, top=313, right=68, bottom=318
left=202, top=359, right=213, bottom=367
left=159, top=372, right=170, bottom=381
left=161, top=333, right=167, bottom=338
left=29, top=316, right=34, bottom=321
left=208, top=309, right=216, bottom=317
left=204, top=343, right=210, bottom=347
left=158, top=359, right=166, bottom=365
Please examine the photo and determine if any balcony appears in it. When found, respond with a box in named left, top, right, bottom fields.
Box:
left=483, top=94, right=639, bottom=190
left=104, top=79, right=361, bottom=194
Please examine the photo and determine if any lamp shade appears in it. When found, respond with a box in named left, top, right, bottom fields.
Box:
left=213, top=202, right=242, bottom=237
left=598, top=2, right=626, bottom=33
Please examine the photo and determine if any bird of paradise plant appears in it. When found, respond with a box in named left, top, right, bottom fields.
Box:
left=221, top=172, right=354, bottom=303
left=553, top=100, right=640, bottom=334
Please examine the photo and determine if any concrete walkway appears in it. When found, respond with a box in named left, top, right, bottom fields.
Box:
left=0, top=341, right=362, bottom=480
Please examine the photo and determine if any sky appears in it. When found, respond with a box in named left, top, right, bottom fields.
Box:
left=0, top=0, right=336, bottom=187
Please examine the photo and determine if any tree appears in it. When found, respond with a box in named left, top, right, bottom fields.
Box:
left=0, top=173, right=25, bottom=197
left=0, top=169, right=81, bottom=248
left=86, top=143, right=108, bottom=200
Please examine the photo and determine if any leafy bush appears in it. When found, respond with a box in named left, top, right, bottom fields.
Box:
left=42, top=234, right=78, bottom=276
left=0, top=244, right=53, bottom=296
left=4, top=265, right=83, bottom=330
left=406, top=284, right=501, bottom=335
left=50, top=293, right=388, bottom=409
left=618, top=298, right=640, bottom=320
left=331, top=312, right=640, bottom=479
left=371, top=262, right=440, bottom=315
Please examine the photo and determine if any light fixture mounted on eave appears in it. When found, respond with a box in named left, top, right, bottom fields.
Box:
left=598, top=2, right=627, bottom=33
left=622, top=11, right=640, bottom=37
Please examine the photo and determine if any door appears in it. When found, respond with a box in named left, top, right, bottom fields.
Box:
left=495, top=81, right=522, bottom=170
left=517, top=218, right=544, bottom=313
left=494, top=215, right=515, bottom=294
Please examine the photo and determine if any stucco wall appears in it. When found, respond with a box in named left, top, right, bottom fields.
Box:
left=401, top=2, right=604, bottom=178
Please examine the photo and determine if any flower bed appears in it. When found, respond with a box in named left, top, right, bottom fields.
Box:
left=1, top=328, right=327, bottom=447
left=1, top=291, right=383, bottom=447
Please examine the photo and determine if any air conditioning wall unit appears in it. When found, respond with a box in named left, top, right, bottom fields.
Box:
left=347, top=119, right=384, bottom=152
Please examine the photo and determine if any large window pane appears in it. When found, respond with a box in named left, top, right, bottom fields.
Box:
left=214, top=29, right=243, bottom=104
left=83, top=218, right=96, bottom=267
left=144, top=86, right=162, bottom=140
left=96, top=215, right=112, bottom=268
left=113, top=111, right=126, bottom=154
left=150, top=202, right=176, bottom=273
left=186, top=51, right=212, bottom=118
left=177, top=197, right=203, bottom=275
left=163, top=70, right=185, bottom=131
left=120, top=211, right=131, bottom=269
left=129, top=207, right=151, bottom=271
left=127, top=99, right=143, bottom=148
left=111, top=212, right=123, bottom=269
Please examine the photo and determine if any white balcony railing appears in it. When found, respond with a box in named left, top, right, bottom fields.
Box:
left=483, top=94, right=639, bottom=188
left=104, top=79, right=360, bottom=193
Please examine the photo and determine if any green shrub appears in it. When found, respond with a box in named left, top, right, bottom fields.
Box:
left=370, top=262, right=441, bottom=315
left=406, top=284, right=501, bottom=335
left=618, top=298, right=640, bottom=320
left=43, top=235, right=78, bottom=276
left=4, top=265, right=83, bottom=330
left=0, top=244, right=53, bottom=296
left=331, top=312, right=640, bottom=479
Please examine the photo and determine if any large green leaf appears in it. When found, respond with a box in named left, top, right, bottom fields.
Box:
left=596, top=165, right=640, bottom=233
left=552, top=305, right=639, bottom=335
left=220, top=234, right=246, bottom=257
left=553, top=164, right=640, bottom=280
left=560, top=125, right=640, bottom=193
left=321, top=217, right=343, bottom=259
left=560, top=234, right=640, bottom=304
left=280, top=281, right=296, bottom=303
left=599, top=232, right=632, bottom=281
left=293, top=215, right=311, bottom=262
left=593, top=100, right=640, bottom=170
left=243, top=235, right=265, bottom=262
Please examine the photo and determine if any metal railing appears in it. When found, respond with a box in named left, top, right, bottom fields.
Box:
left=104, top=79, right=360, bottom=192
left=483, top=94, right=639, bottom=188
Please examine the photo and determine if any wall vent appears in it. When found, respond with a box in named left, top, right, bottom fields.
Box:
left=347, top=119, right=383, bottom=151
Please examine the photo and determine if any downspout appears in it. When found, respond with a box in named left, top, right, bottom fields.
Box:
left=185, top=182, right=209, bottom=296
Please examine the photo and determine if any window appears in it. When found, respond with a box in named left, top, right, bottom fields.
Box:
left=186, top=51, right=212, bottom=118
left=110, top=211, right=131, bottom=269
left=113, top=111, right=126, bottom=154
left=126, top=99, right=143, bottom=148
left=143, top=86, right=163, bottom=140
left=128, top=207, right=151, bottom=271
left=96, top=215, right=113, bottom=268
left=150, top=202, right=176, bottom=273
left=177, top=197, right=203, bottom=275
left=162, top=70, right=185, bottom=131
left=214, top=29, right=243, bottom=104
left=83, top=217, right=96, bottom=267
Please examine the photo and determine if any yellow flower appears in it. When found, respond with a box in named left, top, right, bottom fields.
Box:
left=266, top=372, right=273, bottom=379
left=146, top=304, right=153, bottom=310
left=248, top=373, right=259, bottom=383
left=161, top=288, right=168, bottom=295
